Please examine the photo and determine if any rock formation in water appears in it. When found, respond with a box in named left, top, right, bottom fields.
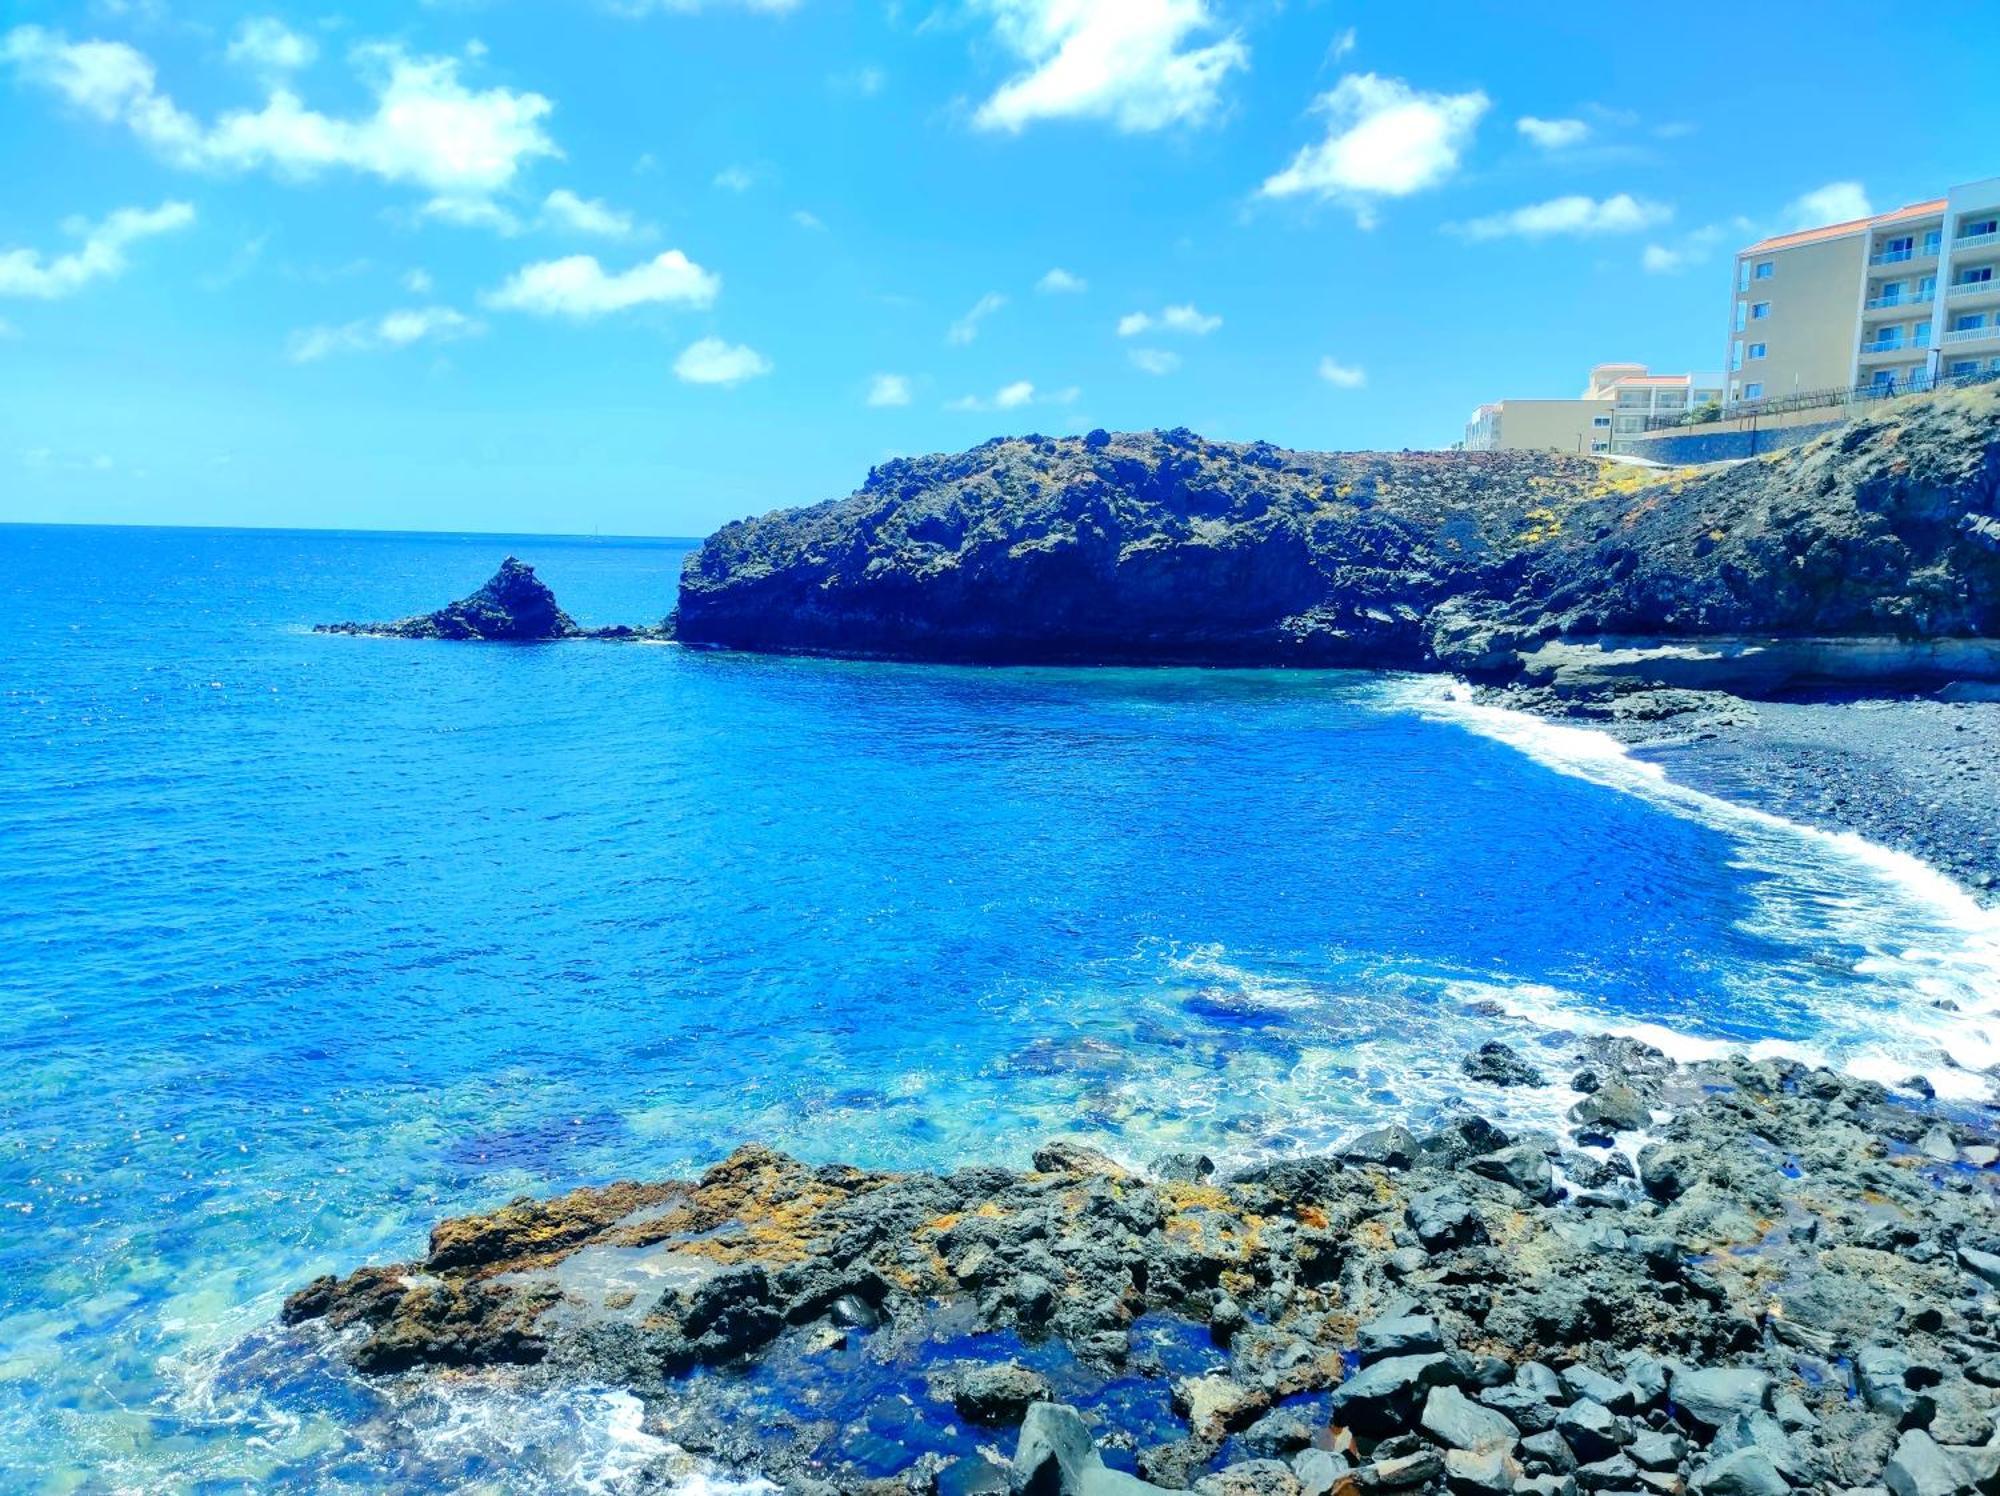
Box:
left=283, top=1039, right=2000, bottom=1496
left=673, top=386, right=2000, bottom=691
left=316, top=556, right=666, bottom=642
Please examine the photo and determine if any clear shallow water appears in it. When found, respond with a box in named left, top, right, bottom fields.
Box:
left=2, top=524, right=1997, bottom=1492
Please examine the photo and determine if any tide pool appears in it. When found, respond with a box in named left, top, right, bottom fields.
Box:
left=1, top=524, right=1994, bottom=1491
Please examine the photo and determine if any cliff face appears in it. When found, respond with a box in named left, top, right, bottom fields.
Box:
left=673, top=387, right=2000, bottom=676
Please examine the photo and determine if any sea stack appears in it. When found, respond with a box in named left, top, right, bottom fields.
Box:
left=316, top=557, right=666, bottom=641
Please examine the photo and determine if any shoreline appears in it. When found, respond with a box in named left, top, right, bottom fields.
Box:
left=1488, top=683, right=2000, bottom=906
left=279, top=1038, right=2000, bottom=1496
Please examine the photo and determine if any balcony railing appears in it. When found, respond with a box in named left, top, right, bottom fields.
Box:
left=1870, top=243, right=1939, bottom=265
left=1949, top=280, right=1999, bottom=299
left=1944, top=324, right=1998, bottom=345
left=1861, top=331, right=1932, bottom=354
left=1865, top=291, right=1932, bottom=310
left=1953, top=229, right=2000, bottom=252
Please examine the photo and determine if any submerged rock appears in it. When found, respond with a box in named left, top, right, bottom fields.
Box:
left=315, top=556, right=667, bottom=642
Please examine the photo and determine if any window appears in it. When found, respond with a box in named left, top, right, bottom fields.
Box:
left=1589, top=441, right=1610, bottom=453
left=1876, top=282, right=1904, bottom=306
left=1923, top=230, right=1942, bottom=255
left=1591, top=415, right=1611, bottom=428
left=1750, top=302, right=1770, bottom=320
left=1747, top=343, right=1767, bottom=360
left=1753, top=261, right=1774, bottom=280
left=1884, top=236, right=1913, bottom=258
left=1964, top=217, right=1999, bottom=239
left=1743, top=382, right=1764, bottom=399
left=1734, top=301, right=1747, bottom=332
left=1730, top=338, right=1744, bottom=371
left=1872, top=370, right=1897, bottom=390
left=1738, top=262, right=1751, bottom=292
left=1955, top=314, right=1989, bottom=331
left=1961, top=267, right=1995, bottom=285
left=1919, top=276, right=1937, bottom=299
left=1952, top=361, right=1979, bottom=377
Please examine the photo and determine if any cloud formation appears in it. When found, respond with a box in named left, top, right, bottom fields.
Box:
left=1317, top=356, right=1364, bottom=388
left=2, top=27, right=557, bottom=199
left=1515, top=115, right=1587, bottom=150
left=485, top=250, right=720, bottom=316
left=946, top=379, right=1076, bottom=412
left=1260, top=72, right=1488, bottom=224
left=673, top=336, right=772, bottom=385
left=972, top=0, right=1246, bottom=134
left=542, top=188, right=641, bottom=239
left=1785, top=181, right=1871, bottom=229
left=227, top=18, right=317, bottom=73
left=948, top=291, right=1006, bottom=345
left=1450, top=193, right=1669, bottom=241
left=0, top=200, right=194, bottom=299
left=1117, top=303, right=1220, bottom=337
left=1036, top=267, right=1086, bottom=294
left=1128, top=348, right=1180, bottom=375
left=866, top=373, right=912, bottom=407
left=288, top=305, right=482, bottom=362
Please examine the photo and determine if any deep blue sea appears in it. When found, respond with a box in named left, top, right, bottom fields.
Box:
left=3, top=524, right=1997, bottom=1492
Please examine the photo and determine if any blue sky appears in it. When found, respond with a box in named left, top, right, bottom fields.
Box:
left=2, top=0, right=1995, bottom=537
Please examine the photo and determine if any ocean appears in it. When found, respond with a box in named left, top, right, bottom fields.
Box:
left=2, top=524, right=1996, bottom=1491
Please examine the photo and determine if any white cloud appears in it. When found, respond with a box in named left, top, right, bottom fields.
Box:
left=1317, top=356, right=1364, bottom=388
left=227, top=18, right=317, bottom=73
left=713, top=165, right=755, bottom=192
left=419, top=195, right=524, bottom=234
left=791, top=209, right=825, bottom=230
left=3, top=27, right=557, bottom=199
left=1640, top=221, right=1733, bottom=275
left=485, top=249, right=720, bottom=316
left=1037, top=267, right=1086, bottom=294
left=1450, top=193, right=1669, bottom=241
left=948, top=290, right=1006, bottom=345
left=1117, top=302, right=1220, bottom=337
left=972, top=0, right=1247, bottom=134
left=1128, top=348, right=1180, bottom=375
left=1326, top=27, right=1357, bottom=62
left=1515, top=115, right=1587, bottom=150
left=673, top=336, right=772, bottom=385
left=403, top=267, right=434, bottom=293
left=1641, top=243, right=1684, bottom=273
left=0, top=200, right=194, bottom=299
left=287, top=304, right=481, bottom=362
left=1260, top=72, right=1488, bottom=223
left=866, top=373, right=912, bottom=407
left=830, top=64, right=885, bottom=97
left=947, top=378, right=1075, bottom=412
left=1785, top=181, right=1871, bottom=229
left=542, top=188, right=639, bottom=239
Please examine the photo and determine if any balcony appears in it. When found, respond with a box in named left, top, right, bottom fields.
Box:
left=1870, top=244, right=1939, bottom=266
left=1944, top=323, right=1999, bottom=345
left=1953, top=228, right=2000, bottom=258
left=1859, top=330, right=1931, bottom=357
left=1864, top=290, right=1932, bottom=313
left=1948, top=279, right=2000, bottom=301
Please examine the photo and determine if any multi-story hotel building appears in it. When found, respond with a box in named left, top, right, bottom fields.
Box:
left=1463, top=363, right=1725, bottom=454
left=1726, top=176, right=2000, bottom=406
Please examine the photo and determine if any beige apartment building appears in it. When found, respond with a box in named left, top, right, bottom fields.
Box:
left=1463, top=363, right=1724, bottom=453
left=1726, top=176, right=2000, bottom=405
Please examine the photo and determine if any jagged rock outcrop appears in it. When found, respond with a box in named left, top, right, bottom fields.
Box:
left=672, top=387, right=2000, bottom=686
left=281, top=1042, right=2000, bottom=1495
left=316, top=557, right=666, bottom=642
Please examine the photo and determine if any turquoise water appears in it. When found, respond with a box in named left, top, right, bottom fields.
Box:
left=2, top=524, right=1997, bottom=1492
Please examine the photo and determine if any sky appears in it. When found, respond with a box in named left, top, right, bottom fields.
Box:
left=2, top=1, right=1996, bottom=538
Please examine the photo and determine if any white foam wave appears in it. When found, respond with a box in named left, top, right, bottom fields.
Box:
left=1388, top=677, right=2000, bottom=1102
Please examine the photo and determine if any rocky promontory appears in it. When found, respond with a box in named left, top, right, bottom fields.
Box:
left=673, top=386, right=2000, bottom=694
left=316, top=556, right=667, bottom=642
left=283, top=1040, right=2000, bottom=1495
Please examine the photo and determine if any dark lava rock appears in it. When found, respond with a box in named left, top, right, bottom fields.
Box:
left=1461, top=1041, right=1547, bottom=1088
left=1569, top=1083, right=1650, bottom=1138
left=1670, top=1367, right=1773, bottom=1434
left=671, top=392, right=2000, bottom=681
left=1420, top=1385, right=1520, bottom=1452
left=1356, top=1313, right=1444, bottom=1363
left=316, top=557, right=670, bottom=643
left=954, top=1362, right=1055, bottom=1424
left=1328, top=1353, right=1458, bottom=1436
left=1340, top=1125, right=1418, bottom=1171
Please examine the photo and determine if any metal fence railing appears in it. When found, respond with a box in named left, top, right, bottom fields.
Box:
left=1641, top=364, right=2000, bottom=433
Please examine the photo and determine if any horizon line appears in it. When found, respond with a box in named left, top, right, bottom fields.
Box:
left=0, top=518, right=707, bottom=544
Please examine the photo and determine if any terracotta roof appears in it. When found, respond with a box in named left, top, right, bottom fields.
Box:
left=1742, top=198, right=1946, bottom=255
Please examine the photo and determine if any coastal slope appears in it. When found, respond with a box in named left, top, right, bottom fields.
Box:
left=673, top=386, right=2000, bottom=681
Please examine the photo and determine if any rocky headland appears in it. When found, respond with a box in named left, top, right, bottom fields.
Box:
left=672, top=386, right=2000, bottom=694
left=315, top=556, right=667, bottom=642
left=284, top=1039, right=2000, bottom=1496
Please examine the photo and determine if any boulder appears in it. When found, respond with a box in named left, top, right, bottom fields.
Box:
left=956, top=1362, right=1056, bottom=1424
left=1422, top=1385, right=1521, bottom=1453
left=1462, top=1042, right=1547, bottom=1088
left=1670, top=1368, right=1773, bottom=1434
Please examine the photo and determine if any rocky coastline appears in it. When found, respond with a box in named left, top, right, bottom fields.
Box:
left=315, top=556, right=668, bottom=642
left=283, top=1038, right=2000, bottom=1496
